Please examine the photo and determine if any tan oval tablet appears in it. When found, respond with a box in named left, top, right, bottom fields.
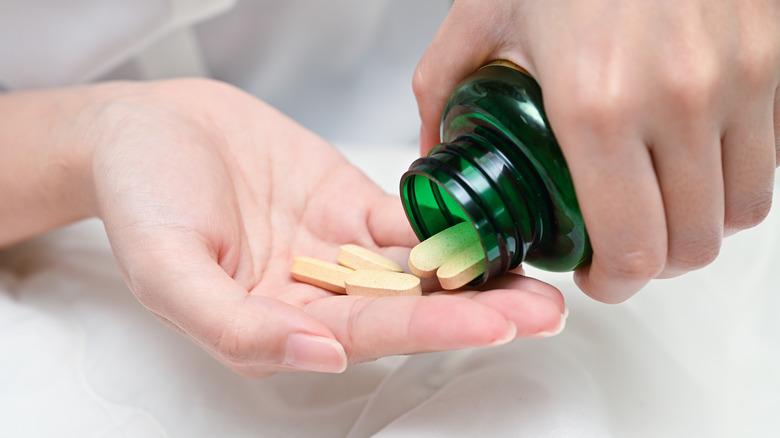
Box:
left=345, top=270, right=422, bottom=297
left=290, top=256, right=353, bottom=294
left=409, top=221, right=479, bottom=277
left=337, top=244, right=403, bottom=272
left=437, top=241, right=486, bottom=290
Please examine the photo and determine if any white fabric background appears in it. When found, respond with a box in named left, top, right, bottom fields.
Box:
left=1, top=147, right=779, bottom=437
left=1, top=0, right=780, bottom=437
left=0, top=0, right=449, bottom=145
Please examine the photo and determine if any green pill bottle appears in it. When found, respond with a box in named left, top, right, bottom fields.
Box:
left=400, top=61, right=592, bottom=286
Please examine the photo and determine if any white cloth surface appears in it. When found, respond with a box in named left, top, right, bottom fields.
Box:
left=0, top=0, right=235, bottom=88
left=0, top=0, right=449, bottom=145
left=1, top=146, right=779, bottom=437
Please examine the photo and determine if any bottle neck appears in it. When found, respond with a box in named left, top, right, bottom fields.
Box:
left=401, top=134, right=548, bottom=285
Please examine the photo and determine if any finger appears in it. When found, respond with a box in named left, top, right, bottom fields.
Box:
left=470, top=273, right=566, bottom=314
left=444, top=274, right=567, bottom=336
left=461, top=289, right=566, bottom=338
left=413, top=2, right=523, bottom=154
left=549, top=107, right=667, bottom=302
left=304, top=289, right=563, bottom=363
left=367, top=193, right=419, bottom=248
left=650, top=121, right=725, bottom=278
left=126, top=238, right=346, bottom=377
left=721, top=95, right=776, bottom=236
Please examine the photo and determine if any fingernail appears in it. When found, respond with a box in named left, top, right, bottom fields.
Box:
left=284, top=334, right=347, bottom=373
left=488, top=321, right=517, bottom=347
left=533, top=307, right=568, bottom=338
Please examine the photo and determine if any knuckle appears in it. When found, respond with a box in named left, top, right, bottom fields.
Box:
left=411, top=59, right=450, bottom=116
left=735, top=25, right=780, bottom=90
left=603, top=245, right=666, bottom=281
left=667, top=237, right=722, bottom=272
left=738, top=47, right=776, bottom=89
left=726, top=192, right=774, bottom=230
left=411, top=63, right=428, bottom=101
left=663, top=60, right=720, bottom=112
left=558, top=81, right=635, bottom=139
left=575, top=97, right=623, bottom=132
left=211, top=318, right=261, bottom=366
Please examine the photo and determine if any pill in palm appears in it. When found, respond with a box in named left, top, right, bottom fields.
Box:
left=408, top=221, right=479, bottom=277
left=337, top=244, right=403, bottom=272
left=436, top=241, right=486, bottom=290
left=290, top=256, right=353, bottom=294
left=345, top=269, right=422, bottom=297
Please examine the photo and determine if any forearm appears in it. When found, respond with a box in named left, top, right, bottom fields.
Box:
left=0, top=86, right=100, bottom=247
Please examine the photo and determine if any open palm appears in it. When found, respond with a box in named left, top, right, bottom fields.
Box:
left=91, top=79, right=565, bottom=377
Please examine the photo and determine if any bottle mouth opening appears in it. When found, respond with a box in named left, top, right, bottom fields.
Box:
left=401, top=172, right=467, bottom=238
left=400, top=159, right=512, bottom=286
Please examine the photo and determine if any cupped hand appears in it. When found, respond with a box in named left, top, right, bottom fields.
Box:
left=414, top=0, right=780, bottom=303
left=86, top=79, right=565, bottom=378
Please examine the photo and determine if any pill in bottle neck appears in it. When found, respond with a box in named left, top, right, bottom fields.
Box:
left=400, top=61, right=592, bottom=286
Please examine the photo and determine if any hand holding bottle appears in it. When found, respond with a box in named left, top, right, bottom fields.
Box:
left=414, top=0, right=780, bottom=303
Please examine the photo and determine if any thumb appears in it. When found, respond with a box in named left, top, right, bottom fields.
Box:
left=413, top=2, right=527, bottom=155
left=123, top=243, right=347, bottom=378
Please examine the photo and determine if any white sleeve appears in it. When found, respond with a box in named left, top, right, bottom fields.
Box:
left=0, top=0, right=234, bottom=90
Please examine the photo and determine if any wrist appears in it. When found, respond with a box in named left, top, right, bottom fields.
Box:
left=0, top=82, right=124, bottom=245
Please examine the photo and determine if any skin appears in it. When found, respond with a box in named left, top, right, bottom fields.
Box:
left=0, top=79, right=565, bottom=378
left=414, top=0, right=780, bottom=303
